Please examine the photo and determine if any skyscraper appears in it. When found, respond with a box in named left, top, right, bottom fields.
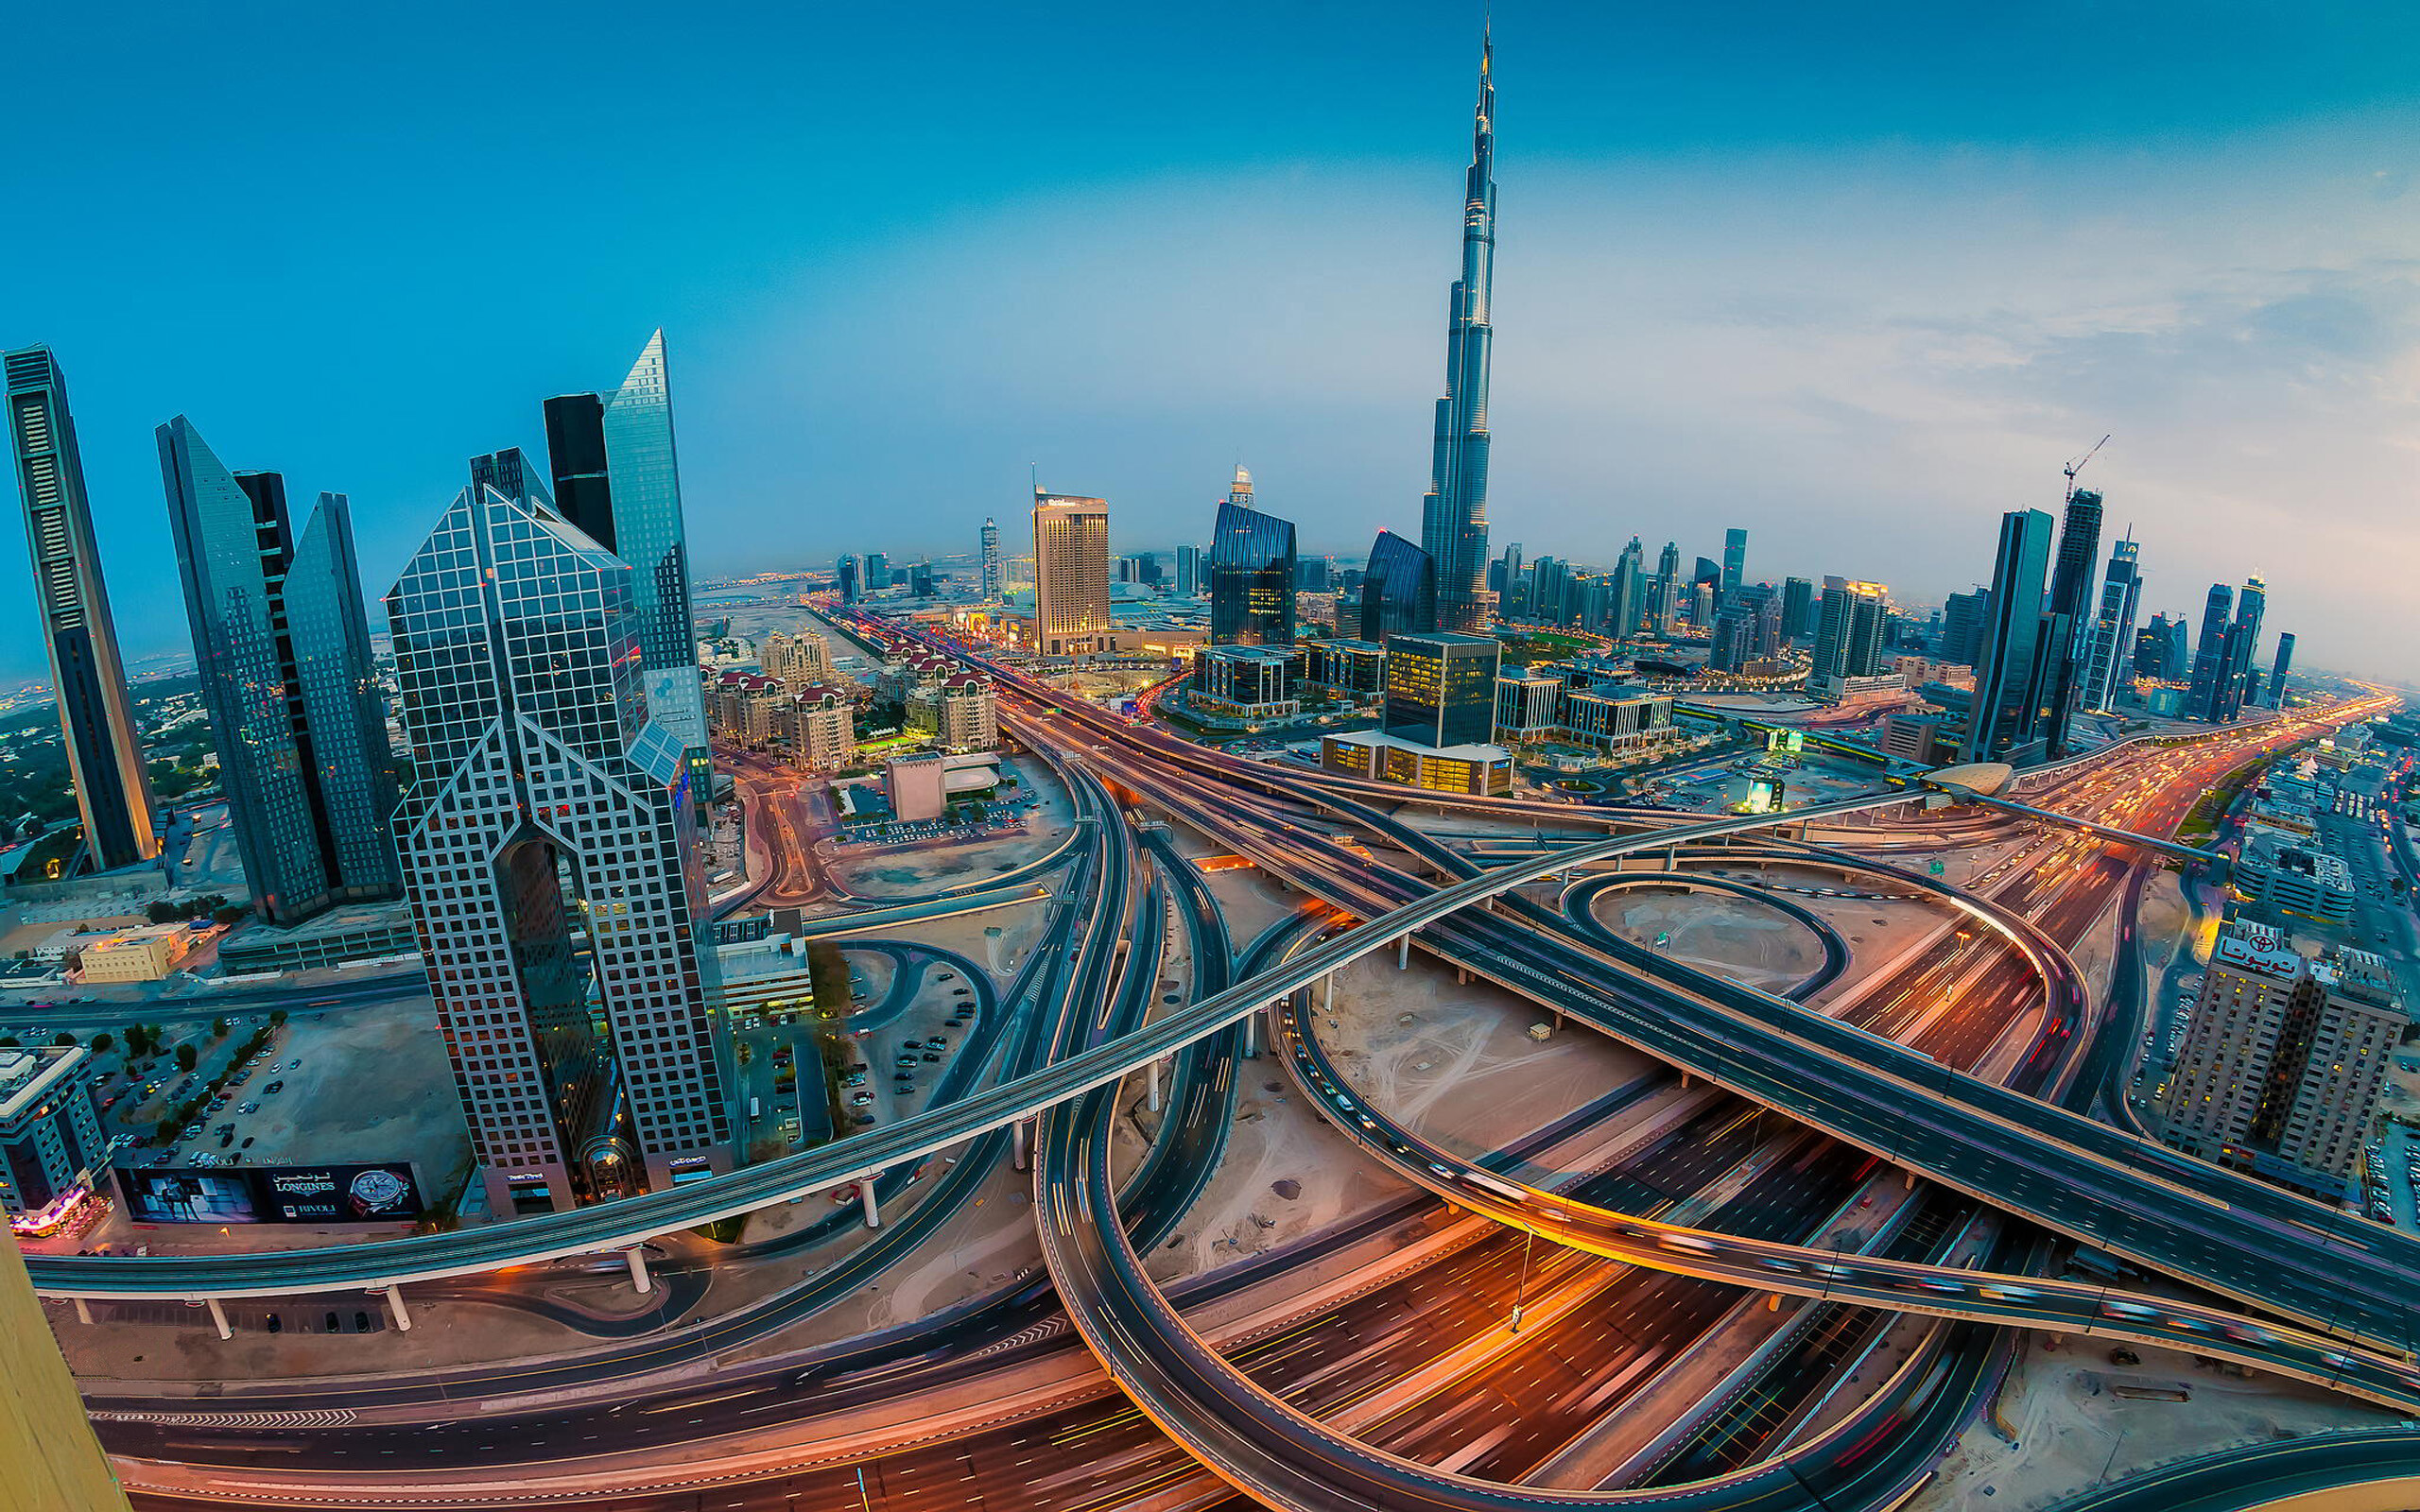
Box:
left=979, top=518, right=1002, bottom=603
left=1359, top=530, right=1438, bottom=642
left=1207, top=494, right=1297, bottom=646
left=1720, top=528, right=1748, bottom=596
left=540, top=333, right=710, bottom=799
left=160, top=418, right=399, bottom=926
left=2187, top=583, right=2236, bottom=721
left=1174, top=542, right=1203, bottom=597
left=1808, top=577, right=1887, bottom=697
left=2041, top=488, right=2104, bottom=756
left=836, top=553, right=860, bottom=602
left=2269, top=632, right=2296, bottom=707
left=2213, top=577, right=2267, bottom=724
left=1417, top=34, right=1497, bottom=633
left=1383, top=631, right=1499, bottom=748
left=1031, top=490, right=1112, bottom=655
left=2078, top=537, right=2142, bottom=713
left=1962, top=508, right=2058, bottom=765
left=4, top=347, right=159, bottom=871
left=865, top=551, right=890, bottom=590
left=387, top=473, right=732, bottom=1214
left=1779, top=576, right=1814, bottom=643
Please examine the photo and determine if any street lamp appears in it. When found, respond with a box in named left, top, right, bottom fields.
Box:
left=1510, top=1224, right=1537, bottom=1333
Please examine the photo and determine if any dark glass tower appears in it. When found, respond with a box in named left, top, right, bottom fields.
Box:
left=2187, top=583, right=2235, bottom=721
left=1962, top=508, right=2058, bottom=765
left=1418, top=35, right=1496, bottom=633
left=2078, top=537, right=2141, bottom=713
left=1383, top=631, right=1500, bottom=748
left=2040, top=488, right=2104, bottom=755
left=5, top=347, right=160, bottom=870
left=2268, top=632, right=2296, bottom=707
left=1359, top=530, right=1438, bottom=642
left=2213, top=577, right=2266, bottom=724
left=540, top=333, right=709, bottom=801
left=1720, top=528, right=1748, bottom=596
left=1207, top=498, right=1297, bottom=646
left=161, top=418, right=399, bottom=925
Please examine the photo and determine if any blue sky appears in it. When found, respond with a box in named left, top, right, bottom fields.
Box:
left=7, top=2, right=2419, bottom=681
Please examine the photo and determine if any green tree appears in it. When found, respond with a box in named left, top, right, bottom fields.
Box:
left=211, top=1017, right=230, bottom=1039
left=88, top=1032, right=112, bottom=1055
left=211, top=904, right=247, bottom=927
left=175, top=1043, right=199, bottom=1074
left=268, top=1007, right=288, bottom=1027
left=121, top=1024, right=149, bottom=1057
left=52, top=1031, right=75, bottom=1046
left=145, top=901, right=182, bottom=925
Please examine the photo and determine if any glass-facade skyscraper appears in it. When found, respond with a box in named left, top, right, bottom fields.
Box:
left=1418, top=36, right=1497, bottom=633
left=2187, top=583, right=2236, bottom=721
left=5, top=347, right=160, bottom=872
left=2040, top=488, right=2104, bottom=756
left=1720, top=528, right=1748, bottom=596
left=1208, top=494, right=1297, bottom=647
left=1359, top=530, right=1438, bottom=643
left=541, top=333, right=710, bottom=803
left=387, top=474, right=733, bottom=1215
left=2078, top=538, right=2141, bottom=713
left=1032, top=490, right=1112, bottom=655
left=160, top=418, right=398, bottom=925
left=1962, top=508, right=2058, bottom=765
left=1384, top=631, right=1501, bottom=748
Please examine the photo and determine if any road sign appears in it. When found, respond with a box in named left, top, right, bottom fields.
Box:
left=1928, top=859, right=1945, bottom=876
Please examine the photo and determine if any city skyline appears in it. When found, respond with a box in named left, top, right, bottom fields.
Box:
left=1, top=7, right=2414, bottom=683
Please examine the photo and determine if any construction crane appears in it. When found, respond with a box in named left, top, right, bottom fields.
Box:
left=2064, top=434, right=2111, bottom=500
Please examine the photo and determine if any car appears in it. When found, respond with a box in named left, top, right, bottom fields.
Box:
left=236, top=1101, right=259, bottom=1114
left=263, top=1080, right=284, bottom=1094
left=922, top=1052, right=940, bottom=1062
left=182, top=1123, right=205, bottom=1140
left=849, top=1092, right=873, bottom=1106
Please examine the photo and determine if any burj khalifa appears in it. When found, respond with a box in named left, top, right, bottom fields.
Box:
left=1419, top=33, right=1496, bottom=633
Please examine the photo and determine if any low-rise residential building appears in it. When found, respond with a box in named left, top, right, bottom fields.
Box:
left=782, top=685, right=857, bottom=771
left=760, top=630, right=837, bottom=686
left=908, top=674, right=999, bottom=751
left=2235, top=830, right=2356, bottom=926
left=710, top=671, right=790, bottom=748
left=76, top=926, right=187, bottom=983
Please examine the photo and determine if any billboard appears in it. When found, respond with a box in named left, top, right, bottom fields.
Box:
left=116, top=1162, right=424, bottom=1226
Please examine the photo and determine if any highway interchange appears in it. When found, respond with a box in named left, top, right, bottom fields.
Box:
left=48, top=616, right=2417, bottom=1511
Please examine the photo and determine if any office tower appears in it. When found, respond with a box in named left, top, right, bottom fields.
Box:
left=1493, top=541, right=1524, bottom=603
left=2158, top=921, right=2402, bottom=1187
left=3, top=1224, right=130, bottom=1510
left=1031, top=490, right=1112, bottom=655
left=980, top=518, right=1002, bottom=602
left=2269, top=632, right=2296, bottom=706
left=387, top=473, right=733, bottom=1214
left=2187, top=583, right=2235, bottom=719
left=1939, top=590, right=1987, bottom=666
left=1383, top=631, right=1500, bottom=747
left=4, top=348, right=160, bottom=871
left=1720, top=528, right=1748, bottom=596
left=1208, top=496, right=1298, bottom=646
left=1418, top=36, right=1497, bottom=633
left=910, top=560, right=937, bottom=596
left=1610, top=539, right=1645, bottom=638
left=2078, top=537, right=2142, bottom=713
left=2037, top=488, right=2104, bottom=755
left=160, top=419, right=399, bottom=926
left=1709, top=605, right=1753, bottom=672
left=1174, top=542, right=1203, bottom=596
left=1962, top=508, right=2058, bottom=765
left=2160, top=615, right=2191, bottom=682
left=1649, top=541, right=1681, bottom=635
left=1359, top=530, right=1438, bottom=642
left=865, top=551, right=890, bottom=589
left=1808, top=578, right=1887, bottom=695
left=836, top=553, right=860, bottom=602
left=2212, top=577, right=2267, bottom=724
left=1528, top=556, right=1566, bottom=624
left=2133, top=616, right=2169, bottom=679
left=539, top=333, right=710, bottom=799
left=1779, top=576, right=1814, bottom=643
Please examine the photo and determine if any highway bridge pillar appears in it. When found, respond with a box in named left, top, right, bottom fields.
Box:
left=1147, top=1057, right=1163, bottom=1112
left=1243, top=1008, right=1258, bottom=1058
left=385, top=1285, right=412, bottom=1332
left=1323, top=973, right=1336, bottom=1013
left=72, top=1297, right=91, bottom=1325
left=1012, top=1120, right=1030, bottom=1171
left=205, top=1297, right=231, bottom=1340
left=1397, top=934, right=1411, bottom=970
left=861, top=1183, right=882, bottom=1229
left=625, top=1246, right=653, bottom=1295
